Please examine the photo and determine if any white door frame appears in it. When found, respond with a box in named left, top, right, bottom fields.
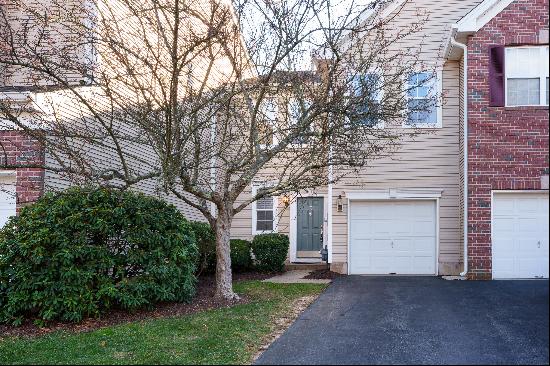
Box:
left=490, top=190, right=549, bottom=279
left=289, top=192, right=328, bottom=262
left=346, top=189, right=442, bottom=275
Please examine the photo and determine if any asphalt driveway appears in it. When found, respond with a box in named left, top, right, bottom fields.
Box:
left=256, top=276, right=549, bottom=365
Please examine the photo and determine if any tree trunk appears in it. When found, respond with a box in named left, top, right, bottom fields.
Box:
left=214, top=207, right=238, bottom=300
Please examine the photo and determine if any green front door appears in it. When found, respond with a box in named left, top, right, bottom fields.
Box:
left=297, top=197, right=324, bottom=252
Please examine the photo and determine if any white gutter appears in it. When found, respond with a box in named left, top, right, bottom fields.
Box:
left=450, top=25, right=469, bottom=277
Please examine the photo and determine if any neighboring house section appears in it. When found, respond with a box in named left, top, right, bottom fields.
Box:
left=0, top=0, right=246, bottom=223
left=0, top=128, right=44, bottom=223
left=447, top=0, right=549, bottom=279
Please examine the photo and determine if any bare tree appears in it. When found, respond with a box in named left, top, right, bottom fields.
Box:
left=0, top=0, right=438, bottom=299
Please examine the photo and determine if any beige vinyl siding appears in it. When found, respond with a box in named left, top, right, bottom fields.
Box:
left=231, top=185, right=292, bottom=241
left=230, top=0, right=482, bottom=272
left=332, top=61, right=463, bottom=274
left=330, top=0, right=483, bottom=275
left=40, top=88, right=206, bottom=222
left=6, top=0, right=250, bottom=223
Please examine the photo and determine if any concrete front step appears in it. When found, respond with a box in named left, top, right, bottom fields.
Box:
left=285, top=262, right=328, bottom=271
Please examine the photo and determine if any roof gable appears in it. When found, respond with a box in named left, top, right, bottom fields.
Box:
left=456, top=0, right=515, bottom=33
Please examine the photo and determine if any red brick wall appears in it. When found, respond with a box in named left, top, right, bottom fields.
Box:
left=0, top=130, right=45, bottom=212
left=466, top=0, right=549, bottom=279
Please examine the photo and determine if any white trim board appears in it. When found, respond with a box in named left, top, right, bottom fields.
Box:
left=345, top=188, right=443, bottom=200
left=446, top=0, right=516, bottom=59
left=456, top=0, right=515, bottom=34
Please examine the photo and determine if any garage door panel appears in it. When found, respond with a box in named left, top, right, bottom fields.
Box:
left=517, top=198, right=540, bottom=213
left=349, top=200, right=437, bottom=275
left=493, top=217, right=515, bottom=233
left=371, top=221, right=395, bottom=235
left=493, top=237, right=514, bottom=254
left=412, top=220, right=436, bottom=236
left=518, top=259, right=540, bottom=278
left=414, top=237, right=437, bottom=252
left=370, top=239, right=393, bottom=251
left=518, top=218, right=539, bottom=233
left=493, top=193, right=549, bottom=279
left=394, top=222, right=414, bottom=235
left=493, top=257, right=514, bottom=278
left=394, top=238, right=412, bottom=251
left=412, top=256, right=435, bottom=274
left=493, top=198, right=515, bottom=214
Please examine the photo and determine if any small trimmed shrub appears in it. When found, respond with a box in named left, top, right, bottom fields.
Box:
left=230, top=239, right=253, bottom=272
left=251, top=234, right=289, bottom=272
left=189, top=221, right=216, bottom=274
left=0, top=187, right=198, bottom=325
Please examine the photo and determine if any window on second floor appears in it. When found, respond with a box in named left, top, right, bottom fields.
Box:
left=350, top=72, right=383, bottom=128
left=505, top=46, right=549, bottom=106
left=258, top=98, right=279, bottom=146
left=287, top=98, right=311, bottom=144
left=405, top=71, right=441, bottom=127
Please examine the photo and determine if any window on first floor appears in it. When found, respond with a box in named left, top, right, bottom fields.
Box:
left=252, top=185, right=277, bottom=234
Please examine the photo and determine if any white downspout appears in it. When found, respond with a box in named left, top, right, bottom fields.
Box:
left=209, top=115, right=217, bottom=218
left=450, top=26, right=469, bottom=277
left=327, top=146, right=333, bottom=264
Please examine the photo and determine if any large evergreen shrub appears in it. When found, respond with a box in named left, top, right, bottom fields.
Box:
left=0, top=187, right=197, bottom=325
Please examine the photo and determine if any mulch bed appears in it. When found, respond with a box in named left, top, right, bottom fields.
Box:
left=0, top=272, right=272, bottom=339
left=303, top=269, right=343, bottom=280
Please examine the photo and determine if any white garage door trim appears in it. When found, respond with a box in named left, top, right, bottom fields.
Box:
left=491, top=190, right=549, bottom=279
left=347, top=196, right=440, bottom=275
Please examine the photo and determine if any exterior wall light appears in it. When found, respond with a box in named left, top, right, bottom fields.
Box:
left=281, top=195, right=290, bottom=208
left=337, top=194, right=343, bottom=212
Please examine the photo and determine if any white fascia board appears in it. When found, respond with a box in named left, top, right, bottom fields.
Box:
left=345, top=188, right=443, bottom=200
left=445, top=0, right=515, bottom=61
left=456, top=0, right=515, bottom=33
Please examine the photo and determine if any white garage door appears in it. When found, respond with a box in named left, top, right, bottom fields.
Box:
left=492, top=192, right=549, bottom=279
left=0, top=175, right=17, bottom=228
left=349, top=200, right=437, bottom=275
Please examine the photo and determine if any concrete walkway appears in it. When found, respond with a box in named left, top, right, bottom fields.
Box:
left=262, top=270, right=332, bottom=284
left=256, top=276, right=549, bottom=365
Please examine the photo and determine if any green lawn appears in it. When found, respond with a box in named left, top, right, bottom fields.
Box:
left=0, top=281, right=327, bottom=365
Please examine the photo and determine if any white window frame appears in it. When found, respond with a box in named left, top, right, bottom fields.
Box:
left=350, top=71, right=385, bottom=129
left=251, top=183, right=278, bottom=235
left=286, top=97, right=315, bottom=147
left=402, top=69, right=443, bottom=129
left=259, top=97, right=279, bottom=148
left=505, top=46, right=549, bottom=107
